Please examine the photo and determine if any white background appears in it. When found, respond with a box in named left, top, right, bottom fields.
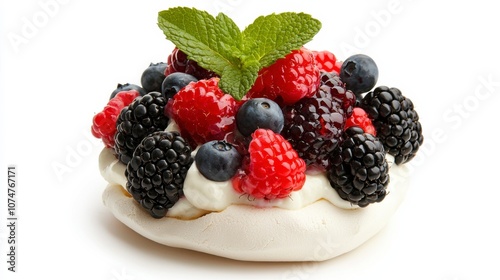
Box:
left=1, top=0, right=499, bottom=279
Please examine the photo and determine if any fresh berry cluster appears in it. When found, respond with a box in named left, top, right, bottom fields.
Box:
left=92, top=8, right=424, bottom=218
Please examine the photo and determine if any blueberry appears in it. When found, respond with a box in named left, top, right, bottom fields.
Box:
left=141, top=62, right=168, bottom=93
left=195, top=141, right=242, bottom=182
left=236, top=98, right=284, bottom=137
left=110, top=83, right=146, bottom=99
left=340, top=54, right=378, bottom=95
left=161, top=72, right=198, bottom=100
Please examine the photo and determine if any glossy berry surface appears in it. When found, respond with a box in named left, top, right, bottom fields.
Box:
left=345, top=107, right=376, bottom=136
left=165, top=47, right=218, bottom=80
left=340, top=54, right=378, bottom=95
left=320, top=71, right=357, bottom=118
left=232, top=129, right=306, bottom=200
left=313, top=50, right=342, bottom=74
left=141, top=62, right=168, bottom=93
left=281, top=87, right=345, bottom=171
left=114, top=92, right=169, bottom=164
left=92, top=90, right=140, bottom=148
left=195, top=140, right=242, bottom=181
left=166, top=77, right=237, bottom=147
left=161, top=72, right=198, bottom=100
left=328, top=127, right=389, bottom=207
left=236, top=98, right=284, bottom=137
left=126, top=131, right=193, bottom=218
left=110, top=83, right=146, bottom=99
left=246, top=47, right=320, bottom=105
left=361, top=86, right=423, bottom=164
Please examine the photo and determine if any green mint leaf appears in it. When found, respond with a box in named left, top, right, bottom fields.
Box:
left=219, top=61, right=260, bottom=100
left=157, top=7, right=239, bottom=75
left=242, top=12, right=321, bottom=68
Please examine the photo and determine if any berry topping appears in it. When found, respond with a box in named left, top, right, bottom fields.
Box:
left=345, top=107, right=376, bottom=136
left=195, top=140, right=242, bottom=181
left=232, top=129, right=306, bottom=200
left=340, top=54, right=379, bottom=95
left=320, top=71, right=356, bottom=117
left=328, top=127, right=389, bottom=207
left=166, top=77, right=237, bottom=147
left=92, top=90, right=140, bottom=148
left=312, top=50, right=342, bottom=74
left=281, top=87, right=345, bottom=171
left=161, top=72, right=198, bottom=100
left=126, top=131, right=193, bottom=218
left=141, top=62, right=168, bottom=93
left=165, top=47, right=218, bottom=80
left=110, top=83, right=146, bottom=99
left=236, top=98, right=284, bottom=137
left=114, top=92, right=169, bottom=164
left=246, top=47, right=320, bottom=105
left=361, top=86, right=423, bottom=165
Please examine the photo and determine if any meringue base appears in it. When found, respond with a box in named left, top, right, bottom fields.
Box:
left=102, top=169, right=409, bottom=262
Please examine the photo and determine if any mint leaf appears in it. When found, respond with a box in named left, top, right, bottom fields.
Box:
left=157, top=8, right=321, bottom=100
left=242, top=12, right=322, bottom=68
left=157, top=7, right=239, bottom=75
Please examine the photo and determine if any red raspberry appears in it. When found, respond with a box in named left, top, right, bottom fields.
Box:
left=232, top=129, right=306, bottom=200
left=345, top=107, right=376, bottom=136
left=312, top=50, right=342, bottom=74
left=165, top=47, right=218, bottom=80
left=166, top=77, right=237, bottom=146
left=91, top=90, right=140, bottom=148
left=246, top=47, right=320, bottom=105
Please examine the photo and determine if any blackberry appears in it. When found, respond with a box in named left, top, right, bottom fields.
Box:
left=114, top=92, right=169, bottom=164
left=165, top=47, right=218, bottom=80
left=281, top=87, right=345, bottom=171
left=361, top=86, right=423, bottom=165
left=320, top=71, right=356, bottom=117
left=328, top=127, right=389, bottom=207
left=126, top=131, right=193, bottom=218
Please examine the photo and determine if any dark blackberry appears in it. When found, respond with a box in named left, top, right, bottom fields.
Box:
left=320, top=71, right=356, bottom=117
left=361, top=86, right=423, bottom=165
left=281, top=87, right=345, bottom=171
left=328, top=127, right=389, bottom=207
left=114, top=92, right=169, bottom=164
left=126, top=131, right=193, bottom=218
left=165, top=47, right=218, bottom=80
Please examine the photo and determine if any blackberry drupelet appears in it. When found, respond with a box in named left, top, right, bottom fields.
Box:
left=281, top=87, right=345, bottom=171
left=328, top=127, right=389, bottom=207
left=165, top=47, right=218, bottom=80
left=320, top=71, right=356, bottom=118
left=126, top=131, right=193, bottom=218
left=361, top=86, right=423, bottom=165
left=114, top=92, right=169, bottom=164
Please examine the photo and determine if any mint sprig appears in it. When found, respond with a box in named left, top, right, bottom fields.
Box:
left=158, top=7, right=321, bottom=100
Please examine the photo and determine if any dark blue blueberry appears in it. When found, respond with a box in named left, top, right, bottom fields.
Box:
left=141, top=62, right=168, bottom=93
left=340, top=54, right=378, bottom=95
left=195, top=140, right=242, bottom=182
left=110, top=83, right=146, bottom=99
left=236, top=98, right=284, bottom=137
left=161, top=72, right=198, bottom=100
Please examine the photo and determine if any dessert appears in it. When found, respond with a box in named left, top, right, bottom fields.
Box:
left=92, top=7, right=423, bottom=261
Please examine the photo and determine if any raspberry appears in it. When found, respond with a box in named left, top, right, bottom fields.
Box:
left=246, top=47, right=320, bottom=105
left=91, top=90, right=140, bottom=148
left=345, top=107, right=376, bottom=136
left=281, top=87, right=345, bottom=171
left=328, top=127, right=389, bottom=207
left=360, top=86, right=423, bottom=165
left=312, top=50, right=342, bottom=74
left=320, top=71, right=356, bottom=117
left=232, top=129, right=306, bottom=200
left=165, top=47, right=218, bottom=80
left=114, top=92, right=169, bottom=164
left=166, top=77, right=237, bottom=147
left=126, top=131, right=193, bottom=218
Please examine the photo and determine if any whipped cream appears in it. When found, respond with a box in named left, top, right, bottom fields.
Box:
left=99, top=147, right=403, bottom=219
